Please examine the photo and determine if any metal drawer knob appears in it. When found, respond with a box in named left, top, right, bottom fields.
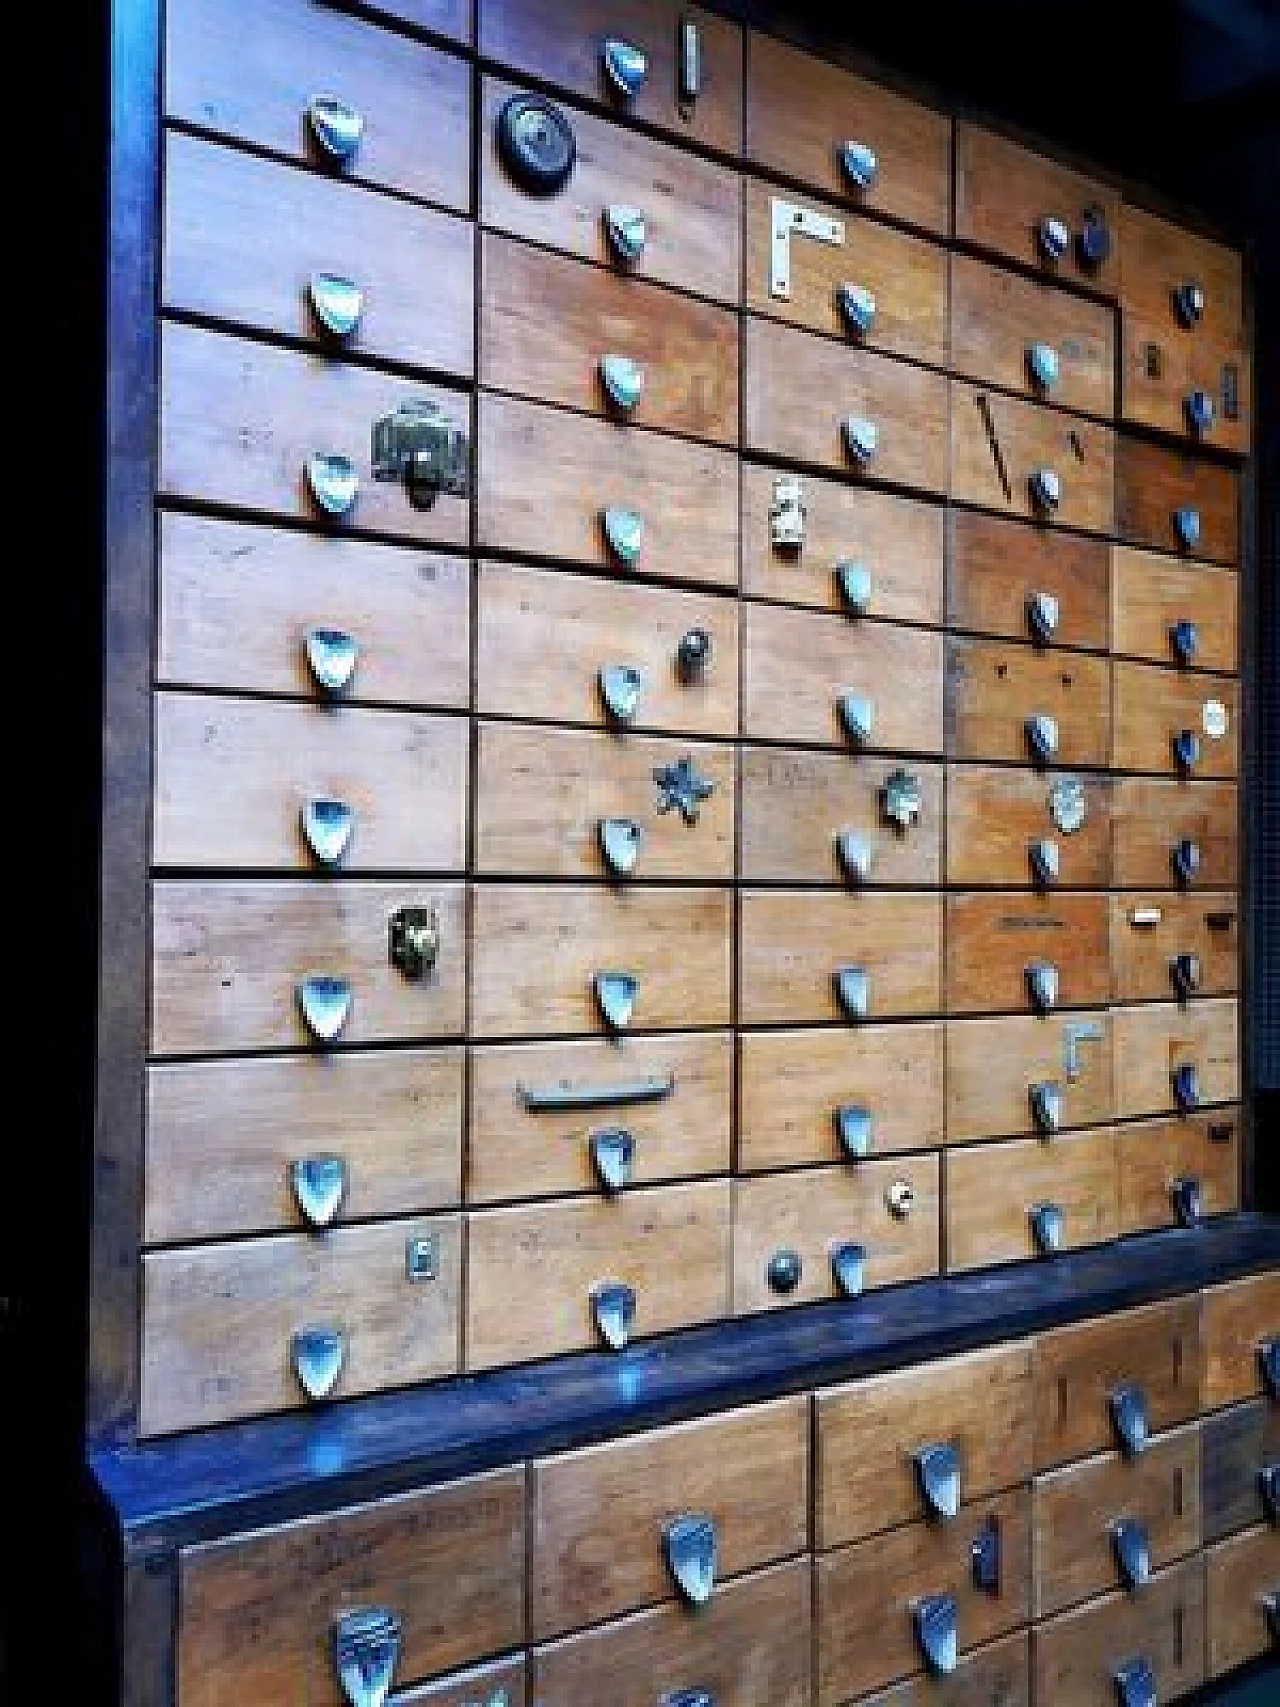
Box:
left=676, top=626, right=713, bottom=681
left=835, top=829, right=873, bottom=886
left=309, top=272, right=363, bottom=340
left=837, top=281, right=877, bottom=336
left=291, top=1325, right=346, bottom=1400
left=591, top=1279, right=636, bottom=1349
left=599, top=817, right=643, bottom=878
left=1112, top=1518, right=1152, bottom=1591
left=595, top=971, right=639, bottom=1032
left=1030, top=837, right=1060, bottom=888
left=767, top=1248, right=803, bottom=1294
left=971, top=1516, right=1001, bottom=1593
left=1170, top=952, right=1202, bottom=1001
left=834, top=965, right=870, bottom=1021
left=1026, top=961, right=1060, bottom=1014
left=495, top=92, right=577, bottom=195
left=1175, top=281, right=1206, bottom=327
left=307, top=95, right=364, bottom=164
left=883, top=768, right=922, bottom=831
left=1031, top=1201, right=1065, bottom=1254
left=915, top=1442, right=961, bottom=1520
left=770, top=475, right=806, bottom=549
left=1110, top=1382, right=1150, bottom=1457
left=605, top=203, right=647, bottom=262
left=290, top=1155, right=348, bottom=1229
left=305, top=626, right=358, bottom=695
left=302, top=797, right=355, bottom=867
left=332, top=1608, right=403, bottom=1707
left=1259, top=1463, right=1280, bottom=1522
left=297, top=976, right=353, bottom=1043
left=1027, top=589, right=1061, bottom=645
left=600, top=353, right=645, bottom=412
left=603, top=505, right=645, bottom=567
left=914, top=1594, right=959, bottom=1676
left=886, top=1178, right=914, bottom=1219
left=1172, top=1060, right=1200, bottom=1113
left=1260, top=1338, right=1279, bottom=1398
left=1030, top=466, right=1061, bottom=514
left=843, top=415, right=878, bottom=466
left=1172, top=837, right=1201, bottom=887
left=1038, top=216, right=1071, bottom=261
left=603, top=36, right=648, bottom=98
left=1027, top=342, right=1060, bottom=392
left=1026, top=713, right=1060, bottom=766
left=1169, top=618, right=1199, bottom=667
left=1077, top=207, right=1112, bottom=269
left=389, top=906, right=438, bottom=979
left=663, top=1513, right=718, bottom=1605
left=835, top=560, right=873, bottom=615
left=1113, top=1655, right=1157, bottom=1707
left=306, top=452, right=359, bottom=517
left=834, top=1103, right=874, bottom=1160
left=831, top=1241, right=866, bottom=1297
left=599, top=663, right=644, bottom=724
left=1185, top=389, right=1215, bottom=437
left=1029, top=1079, right=1064, bottom=1135
left=840, top=140, right=879, bottom=188
left=1170, top=1175, right=1203, bottom=1228
left=838, top=693, right=876, bottom=746
left=590, top=1126, right=635, bottom=1193
left=1175, top=506, right=1201, bottom=550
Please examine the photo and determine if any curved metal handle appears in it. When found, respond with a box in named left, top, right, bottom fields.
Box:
left=833, top=964, right=870, bottom=1021
left=1026, top=961, right=1060, bottom=1013
left=291, top=1324, right=346, bottom=1400
left=663, top=1513, right=718, bottom=1605
left=604, top=203, right=646, bottom=262
left=290, top=1155, right=348, bottom=1229
left=594, top=970, right=639, bottom=1032
left=599, top=817, right=644, bottom=878
left=302, top=796, right=355, bottom=867
left=306, top=452, right=359, bottom=517
left=600, top=353, right=645, bottom=412
left=309, top=271, right=363, bottom=339
left=830, top=1241, right=866, bottom=1297
left=1029, top=1079, right=1064, bottom=1135
left=1030, top=1201, right=1065, bottom=1253
left=590, top=1126, right=635, bottom=1194
left=519, top=1074, right=674, bottom=1112
left=602, top=506, right=645, bottom=567
left=305, top=626, right=358, bottom=695
left=914, top=1594, right=959, bottom=1676
left=840, top=140, right=879, bottom=188
left=1029, top=836, right=1060, bottom=889
left=914, top=1441, right=961, bottom=1520
left=590, top=1279, right=636, bottom=1349
left=332, top=1608, right=403, bottom=1707
left=297, top=976, right=353, bottom=1043
left=307, top=94, right=364, bottom=163
left=842, top=415, right=878, bottom=466
left=1110, top=1382, right=1150, bottom=1457
left=602, top=36, right=648, bottom=97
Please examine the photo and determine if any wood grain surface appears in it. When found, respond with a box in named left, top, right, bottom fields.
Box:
left=945, top=765, right=1112, bottom=889
left=1109, top=891, right=1239, bottom=1001
left=945, top=635, right=1111, bottom=766
left=1111, top=997, right=1240, bottom=1119
left=1111, top=546, right=1238, bottom=671
left=951, top=382, right=1115, bottom=534
left=1112, top=660, right=1239, bottom=778
left=1031, top=1557, right=1205, bottom=1706
left=1201, top=1270, right=1280, bottom=1411
left=946, top=1012, right=1114, bottom=1142
left=1206, top=1525, right=1280, bottom=1677
left=945, top=1127, right=1120, bottom=1271
left=1120, top=311, right=1251, bottom=455
left=1201, top=1398, right=1280, bottom=1543
left=1115, top=435, right=1240, bottom=563
left=851, top=1631, right=1031, bottom=1707
left=945, top=891, right=1111, bottom=1015
left=1110, top=777, right=1238, bottom=889
left=946, top=509, right=1111, bottom=650
left=1115, top=1111, right=1241, bottom=1237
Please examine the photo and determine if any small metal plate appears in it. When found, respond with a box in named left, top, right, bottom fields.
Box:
left=769, top=197, right=844, bottom=300
left=590, top=1126, right=635, bottom=1194
left=371, top=401, right=469, bottom=506
left=1063, top=1020, right=1105, bottom=1081
left=594, top=970, right=639, bottom=1032
left=590, top=1280, right=636, bottom=1350
left=914, top=1594, right=958, bottom=1677
left=1110, top=1382, right=1150, bottom=1458
left=830, top=1241, right=866, bottom=1298
left=297, top=975, right=353, bottom=1043
left=332, top=1608, right=403, bottom=1707
left=1202, top=699, right=1228, bottom=740
left=292, top=1325, right=346, bottom=1401
left=834, top=1103, right=874, bottom=1160
left=915, top=1442, right=961, bottom=1520
left=663, top=1513, right=718, bottom=1606
left=769, top=475, right=805, bottom=548
left=599, top=663, right=644, bottom=724
left=1111, top=1515, right=1151, bottom=1587
left=290, top=1155, right=348, bottom=1230
left=833, top=965, right=870, bottom=1021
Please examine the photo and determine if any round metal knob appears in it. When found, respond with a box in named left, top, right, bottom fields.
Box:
left=495, top=92, right=576, bottom=195
left=676, top=627, right=713, bottom=681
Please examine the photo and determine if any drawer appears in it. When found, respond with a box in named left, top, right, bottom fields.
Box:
left=817, top=1487, right=1031, bottom=1704
left=1031, top=1557, right=1205, bottom=1706
left=737, top=1022, right=944, bottom=1172
left=475, top=723, right=736, bottom=879
left=177, top=1467, right=524, bottom=1707
left=150, top=880, right=466, bottom=1055
left=844, top=1630, right=1030, bottom=1707
left=1116, top=1111, right=1241, bottom=1239
left=816, top=1341, right=1034, bottom=1549
left=731, top=1155, right=941, bottom=1313
left=1032, top=1296, right=1201, bottom=1470
left=945, top=637, right=1111, bottom=767
left=945, top=891, right=1111, bottom=1015
left=477, top=395, right=738, bottom=585
left=1113, top=661, right=1239, bottom=778
left=946, top=509, right=1111, bottom=651
left=951, top=383, right=1116, bottom=535
left=955, top=123, right=1119, bottom=295
left=1202, top=1398, right=1280, bottom=1542
left=746, top=32, right=951, bottom=235
left=478, top=0, right=743, bottom=155
left=1121, top=312, right=1251, bottom=455
left=153, top=692, right=468, bottom=871
left=945, top=766, right=1112, bottom=889
left=1109, top=891, right=1239, bottom=1002
left=743, top=603, right=944, bottom=753
left=745, top=317, right=950, bottom=494
left=530, top=1396, right=808, bottom=1637
left=530, top=1558, right=811, bottom=1707
left=144, top=1046, right=463, bottom=1243
left=742, top=463, right=945, bottom=626
left=470, top=883, right=731, bottom=1037
left=1115, top=434, right=1240, bottom=563
left=397, top=1658, right=526, bottom=1707
left=481, top=77, right=741, bottom=305
left=467, top=1031, right=731, bottom=1202
left=1111, top=997, right=1239, bottom=1119
left=1111, top=546, right=1238, bottom=671
left=738, top=890, right=943, bottom=1025
left=163, top=131, right=473, bottom=378
left=944, top=1128, right=1119, bottom=1271
left=476, top=562, right=737, bottom=736
left=1206, top=1526, right=1280, bottom=1677
left=345, top=0, right=470, bottom=42
left=946, top=1012, right=1114, bottom=1143
left=157, top=514, right=471, bottom=709
left=141, top=1213, right=461, bottom=1433
left=480, top=233, right=739, bottom=444
left=160, top=323, right=471, bottom=549
left=1119, top=202, right=1244, bottom=341
left=165, top=0, right=471, bottom=211
left=1202, top=1270, right=1280, bottom=1411
left=465, top=1178, right=730, bottom=1367
left=1032, top=1423, right=1201, bottom=1618
left=744, top=179, right=948, bottom=365
left=1111, top=778, right=1238, bottom=890
left=950, top=253, right=1116, bottom=418
left=740, top=749, right=943, bottom=886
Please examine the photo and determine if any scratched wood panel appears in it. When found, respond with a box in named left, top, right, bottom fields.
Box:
left=1111, top=997, right=1240, bottom=1120
left=945, top=891, right=1111, bottom=1015
left=1201, top=1270, right=1280, bottom=1411
left=945, top=1127, right=1119, bottom=1272
left=946, top=1011, right=1113, bottom=1143
left=946, top=636, right=1111, bottom=767
left=1109, top=890, right=1239, bottom=1001
left=951, top=381, right=1116, bottom=535
left=945, top=765, right=1112, bottom=889
left=1111, top=546, right=1238, bottom=671
left=1031, top=1558, right=1206, bottom=1706
left=1115, top=1111, right=1241, bottom=1238
left=1115, top=434, right=1240, bottom=563
left=946, top=508, right=1111, bottom=650
left=1206, top=1526, right=1280, bottom=1677
left=1110, top=777, right=1238, bottom=889
left=1112, top=660, right=1239, bottom=778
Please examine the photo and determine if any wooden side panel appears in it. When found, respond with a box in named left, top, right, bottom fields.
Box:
left=1115, top=435, right=1240, bottom=563
left=946, top=509, right=1111, bottom=650
left=1111, top=546, right=1238, bottom=671
left=945, top=766, right=1112, bottom=889
left=1202, top=1399, right=1280, bottom=1543
left=945, top=1128, right=1119, bottom=1271
left=1206, top=1526, right=1280, bottom=1677
left=1031, top=1559, right=1205, bottom=1706
left=946, top=636, right=1111, bottom=766
left=946, top=1012, right=1114, bottom=1143
left=1109, top=891, right=1239, bottom=1001
left=951, top=382, right=1115, bottom=535
left=853, top=1632, right=1031, bottom=1707
left=945, top=891, right=1111, bottom=1015
left=1111, top=998, right=1240, bottom=1119
left=1115, top=1111, right=1241, bottom=1237
left=1112, top=661, right=1239, bottom=778
left=1110, top=778, right=1238, bottom=889
left=1201, top=1271, right=1280, bottom=1411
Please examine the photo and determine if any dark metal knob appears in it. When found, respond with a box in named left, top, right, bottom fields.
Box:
left=1169, top=619, right=1199, bottom=666
left=1185, top=389, right=1215, bottom=437
left=676, top=626, right=712, bottom=681
left=971, top=1517, right=1001, bottom=1594
left=1172, top=1060, right=1200, bottom=1114
left=1172, top=838, right=1201, bottom=887
left=1077, top=207, right=1112, bottom=270
left=1175, top=281, right=1205, bottom=327
left=1173, top=729, right=1201, bottom=774
left=767, top=1248, right=802, bottom=1294
left=1170, top=953, right=1202, bottom=1001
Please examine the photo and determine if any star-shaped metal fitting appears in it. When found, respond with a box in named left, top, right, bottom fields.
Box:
left=653, top=756, right=714, bottom=825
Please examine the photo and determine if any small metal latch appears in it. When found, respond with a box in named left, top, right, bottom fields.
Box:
left=1110, top=1382, right=1150, bottom=1457
left=302, top=797, right=355, bottom=866
left=305, top=626, right=358, bottom=695
left=1113, top=1656, right=1157, bottom=1707
left=594, top=971, right=639, bottom=1032
left=677, top=15, right=701, bottom=112
left=834, top=1104, right=874, bottom=1159
left=768, top=1248, right=802, bottom=1294
left=1026, top=961, right=1060, bottom=1014
left=306, top=453, right=359, bottom=518
left=915, top=1442, right=961, bottom=1520
left=971, top=1517, right=1001, bottom=1593
left=297, top=975, right=353, bottom=1043
left=292, top=1325, right=346, bottom=1401
left=590, top=1127, right=635, bottom=1193
left=914, top=1594, right=958, bottom=1676
left=1111, top=1519, right=1152, bottom=1591
left=1030, top=1202, right=1065, bottom=1254
left=834, top=965, right=870, bottom=1021
left=291, top=1155, right=348, bottom=1230
left=663, top=1513, right=718, bottom=1605
left=389, top=906, right=439, bottom=979
left=1050, top=778, right=1087, bottom=835
left=308, top=272, right=363, bottom=340
left=405, top=1234, right=438, bottom=1280
left=831, top=1241, right=866, bottom=1297
left=372, top=402, right=469, bottom=509
left=332, top=1608, right=403, bottom=1707
left=1029, top=1080, right=1064, bottom=1135
left=770, top=475, right=806, bottom=549
left=307, top=95, right=364, bottom=164
left=590, top=1279, right=636, bottom=1349
left=770, top=198, right=844, bottom=300
left=602, top=37, right=648, bottom=98
left=1260, top=1339, right=1280, bottom=1398
left=1170, top=1176, right=1203, bottom=1228
left=603, top=505, right=645, bottom=566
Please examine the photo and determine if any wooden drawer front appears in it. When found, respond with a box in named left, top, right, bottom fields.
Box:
left=1121, top=315, right=1251, bottom=455
left=1118, top=203, right=1243, bottom=345
left=945, top=637, right=1111, bottom=767
left=160, top=323, right=471, bottom=550
left=1111, top=547, right=1238, bottom=672
left=738, top=891, right=943, bottom=1025
left=475, top=723, right=736, bottom=880
left=478, top=0, right=743, bottom=155
left=1110, top=779, right=1238, bottom=890
left=477, top=563, right=737, bottom=736
left=1202, top=1399, right=1280, bottom=1543
left=531, top=1396, right=807, bottom=1637
left=530, top=1558, right=811, bottom=1707
left=470, top=884, right=730, bottom=1037
left=1207, top=1526, right=1280, bottom=1677
left=944, top=1129, right=1119, bottom=1272
left=945, top=892, right=1111, bottom=1016
left=1112, top=998, right=1239, bottom=1120
left=481, top=78, right=741, bottom=305
left=1032, top=1424, right=1201, bottom=1618
left=177, top=1466, right=524, bottom=1707
left=946, top=510, right=1111, bottom=651
left=743, top=603, right=944, bottom=753
left=951, top=383, right=1116, bottom=535
left=945, top=766, right=1112, bottom=889
left=397, top=1657, right=526, bottom=1707
left=745, top=180, right=948, bottom=365
left=144, top=1047, right=463, bottom=1243
left=850, top=1630, right=1030, bottom=1707
left=741, top=749, right=943, bottom=886
left=1032, top=1297, right=1201, bottom=1470
left=817, top=1487, right=1032, bottom=1704
left=950, top=254, right=1116, bottom=418
left=1116, top=1112, right=1241, bottom=1239
left=477, top=396, right=738, bottom=586
left=465, top=1179, right=730, bottom=1368
left=742, top=463, right=944, bottom=626
left=1109, top=892, right=1239, bottom=1002
left=955, top=123, right=1119, bottom=295
left=1113, top=661, right=1239, bottom=779
left=480, top=234, right=739, bottom=444
left=1031, top=1558, right=1205, bottom=1707
left=745, top=317, right=950, bottom=494
left=153, top=693, right=468, bottom=872
left=163, top=131, right=473, bottom=378
left=142, top=1214, right=461, bottom=1433
left=157, top=515, right=471, bottom=709
left=946, top=1012, right=1113, bottom=1144
left=165, top=0, right=471, bottom=211
left=731, top=1156, right=941, bottom=1313
left=737, top=1023, right=944, bottom=1172
left=150, top=880, right=465, bottom=1055
left=816, top=1342, right=1034, bottom=1549
left=1202, top=1271, right=1280, bottom=1411
left=1115, top=435, right=1240, bottom=564
left=468, top=1031, right=731, bottom=1203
